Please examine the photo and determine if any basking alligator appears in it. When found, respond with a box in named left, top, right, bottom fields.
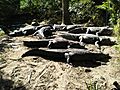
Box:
left=48, top=38, right=85, bottom=49
left=9, top=25, right=37, bottom=37
left=22, top=49, right=111, bottom=64
left=59, top=32, right=82, bottom=41
left=96, top=27, right=113, bottom=36
left=23, top=38, right=85, bottom=49
left=23, top=39, right=50, bottom=48
left=53, top=24, right=83, bottom=31
left=98, top=36, right=117, bottom=46
left=86, top=27, right=113, bottom=36
left=33, top=26, right=54, bottom=39
left=59, top=32, right=100, bottom=46
left=68, top=27, right=87, bottom=34
left=59, top=32, right=116, bottom=47
left=22, top=49, right=68, bottom=62
left=9, top=24, right=54, bottom=37
left=64, top=49, right=111, bottom=63
left=79, top=34, right=100, bottom=47
left=9, top=30, right=24, bottom=37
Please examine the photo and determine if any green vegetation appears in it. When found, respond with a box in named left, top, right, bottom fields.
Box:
left=113, top=18, right=120, bottom=52
left=85, top=81, right=106, bottom=90
left=97, top=0, right=120, bottom=26
left=0, top=0, right=120, bottom=50
left=0, top=0, right=120, bottom=25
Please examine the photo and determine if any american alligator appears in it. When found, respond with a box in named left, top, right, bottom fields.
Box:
left=33, top=26, right=54, bottom=39
left=22, top=49, right=111, bottom=64
left=79, top=34, right=100, bottom=47
left=96, top=27, right=113, bottom=36
left=48, top=38, right=85, bottom=49
left=9, top=30, right=24, bottom=37
left=59, top=32, right=115, bottom=47
left=86, top=27, right=113, bottom=36
left=68, top=27, right=87, bottom=34
left=59, top=32, right=100, bottom=46
left=23, top=39, right=50, bottom=48
left=22, top=49, right=68, bottom=62
left=9, top=25, right=36, bottom=36
left=59, top=32, right=82, bottom=41
left=53, top=24, right=83, bottom=31
left=98, top=36, right=117, bottom=46
left=23, top=38, right=85, bottom=49
left=9, top=25, right=54, bottom=37
left=79, top=34, right=117, bottom=47
left=64, top=49, right=111, bottom=63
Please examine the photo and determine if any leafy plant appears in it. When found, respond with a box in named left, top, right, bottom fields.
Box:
left=97, top=0, right=120, bottom=26
left=69, top=0, right=95, bottom=24
left=85, top=81, right=105, bottom=90
left=113, top=19, right=120, bottom=52
left=114, top=19, right=120, bottom=37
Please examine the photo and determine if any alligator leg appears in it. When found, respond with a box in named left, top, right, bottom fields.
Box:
left=79, top=36, right=86, bottom=46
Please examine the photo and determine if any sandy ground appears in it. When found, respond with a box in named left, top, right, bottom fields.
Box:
left=0, top=35, right=120, bottom=90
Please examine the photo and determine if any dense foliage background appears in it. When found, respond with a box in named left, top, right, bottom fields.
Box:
left=0, top=0, right=120, bottom=33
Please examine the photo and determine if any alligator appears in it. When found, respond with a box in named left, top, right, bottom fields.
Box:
left=96, top=27, right=113, bottom=36
left=23, top=37, right=85, bottom=49
left=22, top=49, right=111, bottom=64
left=22, top=49, right=68, bottom=62
left=53, top=24, right=83, bottom=31
left=48, top=38, right=85, bottom=49
left=23, top=39, right=50, bottom=48
left=68, top=27, right=87, bottom=34
left=79, top=34, right=100, bottom=47
left=59, top=32, right=100, bottom=46
left=79, top=34, right=117, bottom=47
left=33, top=26, right=54, bottom=39
left=86, top=27, right=113, bottom=36
left=9, top=25, right=36, bottom=36
left=59, top=32, right=115, bottom=48
left=98, top=36, right=117, bottom=46
left=9, top=30, right=24, bottom=37
left=59, top=32, right=82, bottom=41
left=9, top=24, right=54, bottom=37
left=64, top=49, right=111, bottom=63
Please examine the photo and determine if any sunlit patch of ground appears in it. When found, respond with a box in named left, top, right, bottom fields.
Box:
left=0, top=36, right=120, bottom=90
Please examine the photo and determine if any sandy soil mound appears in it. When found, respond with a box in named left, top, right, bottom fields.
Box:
left=0, top=36, right=120, bottom=90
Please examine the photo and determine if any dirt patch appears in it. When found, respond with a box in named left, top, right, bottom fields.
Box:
left=0, top=36, right=120, bottom=90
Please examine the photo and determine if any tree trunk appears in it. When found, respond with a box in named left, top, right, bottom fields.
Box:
left=62, top=0, right=72, bottom=25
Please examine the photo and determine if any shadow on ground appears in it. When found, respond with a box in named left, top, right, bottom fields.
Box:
left=0, top=71, right=27, bottom=90
left=22, top=49, right=111, bottom=68
left=0, top=43, right=7, bottom=52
